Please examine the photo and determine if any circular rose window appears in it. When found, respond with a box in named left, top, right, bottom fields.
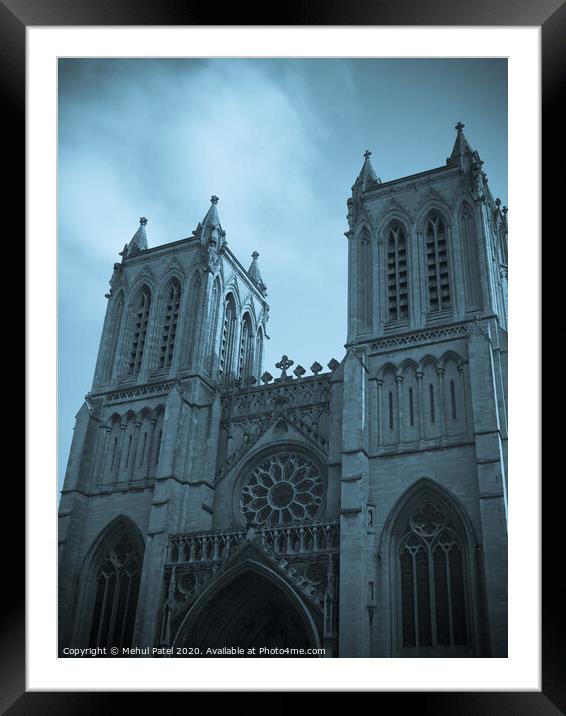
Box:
left=240, top=451, right=324, bottom=526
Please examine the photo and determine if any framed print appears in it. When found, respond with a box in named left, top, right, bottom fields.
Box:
left=12, top=0, right=556, bottom=710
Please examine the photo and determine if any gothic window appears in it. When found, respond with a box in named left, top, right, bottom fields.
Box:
left=186, top=272, right=203, bottom=368
left=128, top=286, right=152, bottom=375
left=158, top=279, right=181, bottom=369
left=425, top=213, right=451, bottom=313
left=255, top=327, right=264, bottom=380
left=387, top=224, right=409, bottom=321
left=238, top=313, right=254, bottom=382
left=219, top=294, right=237, bottom=381
left=105, top=292, right=124, bottom=382
left=358, top=229, right=373, bottom=330
left=460, top=204, right=482, bottom=310
left=398, top=500, right=469, bottom=652
left=88, top=526, right=143, bottom=649
left=207, top=277, right=221, bottom=373
left=240, top=451, right=324, bottom=526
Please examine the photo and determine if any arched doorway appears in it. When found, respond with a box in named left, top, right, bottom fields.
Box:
left=175, top=566, right=320, bottom=657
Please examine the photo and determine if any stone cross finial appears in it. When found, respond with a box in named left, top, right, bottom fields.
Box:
left=364, top=149, right=372, bottom=159
left=455, top=121, right=465, bottom=132
left=261, top=371, right=273, bottom=385
left=495, top=198, right=501, bottom=207
left=252, top=251, right=259, bottom=260
left=327, top=358, right=340, bottom=372
left=139, top=217, right=148, bottom=226
left=275, top=355, right=294, bottom=379
left=210, top=195, right=219, bottom=205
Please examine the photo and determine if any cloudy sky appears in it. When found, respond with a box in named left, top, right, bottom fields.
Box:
left=58, top=58, right=507, bottom=488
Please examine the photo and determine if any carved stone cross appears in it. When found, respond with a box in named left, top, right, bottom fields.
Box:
left=455, top=121, right=465, bottom=132
left=275, top=355, right=294, bottom=379
left=139, top=217, right=148, bottom=226
left=364, top=149, right=372, bottom=159
left=210, top=195, right=219, bottom=205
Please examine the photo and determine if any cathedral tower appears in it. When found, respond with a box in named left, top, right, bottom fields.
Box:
left=58, top=197, right=269, bottom=650
left=340, top=124, right=508, bottom=656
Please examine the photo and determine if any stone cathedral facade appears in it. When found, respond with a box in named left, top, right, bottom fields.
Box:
left=59, top=124, right=508, bottom=658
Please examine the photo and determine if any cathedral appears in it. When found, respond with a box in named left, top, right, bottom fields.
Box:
left=58, top=123, right=508, bottom=658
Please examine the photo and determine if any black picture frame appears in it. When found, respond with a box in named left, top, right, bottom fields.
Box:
left=11, top=0, right=554, bottom=710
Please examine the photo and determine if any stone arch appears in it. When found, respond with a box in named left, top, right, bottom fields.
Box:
left=418, top=207, right=454, bottom=316
left=458, top=200, right=483, bottom=311
left=154, top=275, right=182, bottom=370
left=172, top=558, right=321, bottom=654
left=101, top=289, right=126, bottom=383
left=379, top=478, right=478, bottom=657
left=218, top=291, right=239, bottom=381
left=119, top=281, right=153, bottom=376
left=356, top=223, right=373, bottom=332
left=72, top=515, right=145, bottom=649
left=415, top=201, right=452, bottom=233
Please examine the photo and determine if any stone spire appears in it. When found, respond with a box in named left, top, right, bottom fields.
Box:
left=247, top=251, right=267, bottom=296
left=127, top=216, right=149, bottom=255
left=201, top=194, right=221, bottom=229
left=447, top=121, right=474, bottom=167
left=356, top=149, right=381, bottom=187
left=193, top=195, right=225, bottom=246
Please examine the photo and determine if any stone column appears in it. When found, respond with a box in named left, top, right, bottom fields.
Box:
left=338, top=347, right=370, bottom=657
left=467, top=320, right=508, bottom=656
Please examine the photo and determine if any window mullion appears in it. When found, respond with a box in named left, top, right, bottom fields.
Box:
left=411, top=552, right=420, bottom=648
left=95, top=574, right=110, bottom=648
left=428, top=542, right=438, bottom=649
left=445, top=549, right=455, bottom=646
left=434, top=224, right=442, bottom=310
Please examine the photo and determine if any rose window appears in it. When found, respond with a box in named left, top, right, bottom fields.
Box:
left=240, top=452, right=324, bottom=526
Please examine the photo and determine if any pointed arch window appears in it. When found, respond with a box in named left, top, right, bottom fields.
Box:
left=387, top=223, right=409, bottom=321
left=239, top=313, right=254, bottom=383
left=219, top=294, right=237, bottom=381
left=358, top=229, right=373, bottom=330
left=158, top=279, right=181, bottom=369
left=425, top=213, right=451, bottom=312
left=255, top=327, right=264, bottom=380
left=128, top=286, right=152, bottom=375
left=105, top=291, right=124, bottom=382
left=460, top=204, right=481, bottom=310
left=397, top=500, right=469, bottom=653
left=88, top=527, right=143, bottom=649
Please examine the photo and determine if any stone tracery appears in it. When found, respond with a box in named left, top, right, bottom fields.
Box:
left=240, top=451, right=324, bottom=526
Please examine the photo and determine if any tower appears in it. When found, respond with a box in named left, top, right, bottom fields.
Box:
left=58, top=197, right=269, bottom=650
left=340, top=123, right=508, bottom=656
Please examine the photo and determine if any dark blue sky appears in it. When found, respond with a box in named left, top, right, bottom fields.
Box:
left=58, top=58, right=507, bottom=488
